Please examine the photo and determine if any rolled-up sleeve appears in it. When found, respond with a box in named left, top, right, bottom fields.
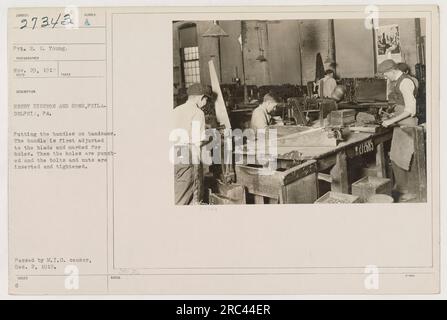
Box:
left=191, top=110, right=207, bottom=143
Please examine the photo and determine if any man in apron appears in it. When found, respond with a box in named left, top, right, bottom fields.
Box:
left=379, top=59, right=419, bottom=202
left=173, top=83, right=213, bottom=205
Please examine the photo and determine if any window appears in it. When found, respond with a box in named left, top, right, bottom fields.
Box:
left=179, top=24, right=200, bottom=88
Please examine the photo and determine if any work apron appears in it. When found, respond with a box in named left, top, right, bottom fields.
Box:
left=389, top=105, right=418, bottom=194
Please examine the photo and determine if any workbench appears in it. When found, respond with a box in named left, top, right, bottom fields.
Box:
left=235, top=125, right=394, bottom=203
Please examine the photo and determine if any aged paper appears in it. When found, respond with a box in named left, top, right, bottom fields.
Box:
left=8, top=5, right=439, bottom=294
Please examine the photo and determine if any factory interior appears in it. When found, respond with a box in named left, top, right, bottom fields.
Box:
left=172, top=19, right=427, bottom=205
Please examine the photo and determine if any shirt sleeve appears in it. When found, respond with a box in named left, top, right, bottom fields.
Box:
left=191, top=110, right=207, bottom=143
left=323, top=78, right=337, bottom=98
left=251, top=108, right=268, bottom=131
left=399, top=78, right=417, bottom=116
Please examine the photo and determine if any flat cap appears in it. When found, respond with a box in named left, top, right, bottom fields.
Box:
left=378, top=59, right=397, bottom=73
left=187, top=83, right=213, bottom=98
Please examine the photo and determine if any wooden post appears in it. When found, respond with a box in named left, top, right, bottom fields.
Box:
left=376, top=143, right=387, bottom=178
left=372, top=19, right=378, bottom=75
left=215, top=21, right=224, bottom=83
left=415, top=18, right=424, bottom=65
left=297, top=21, right=304, bottom=86
left=327, top=19, right=337, bottom=73
left=330, top=151, right=349, bottom=193
left=217, top=37, right=223, bottom=82
left=240, top=21, right=249, bottom=103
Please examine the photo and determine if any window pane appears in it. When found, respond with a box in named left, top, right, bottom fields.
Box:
left=183, top=46, right=199, bottom=62
left=182, top=46, right=200, bottom=86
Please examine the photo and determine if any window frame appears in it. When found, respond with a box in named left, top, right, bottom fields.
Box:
left=178, top=23, right=201, bottom=88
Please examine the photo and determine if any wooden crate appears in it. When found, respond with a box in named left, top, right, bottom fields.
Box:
left=235, top=160, right=318, bottom=204
left=328, top=109, right=356, bottom=126
left=351, top=176, right=392, bottom=202
left=208, top=181, right=246, bottom=205
left=315, top=191, right=360, bottom=204
left=360, top=164, right=378, bottom=178
left=209, top=191, right=245, bottom=204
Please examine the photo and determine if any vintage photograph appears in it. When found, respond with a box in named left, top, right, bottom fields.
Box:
left=172, top=19, right=427, bottom=205
left=6, top=4, right=440, bottom=296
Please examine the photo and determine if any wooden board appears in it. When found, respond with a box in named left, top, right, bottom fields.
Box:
left=350, top=126, right=379, bottom=133
left=209, top=60, right=231, bottom=129
left=276, top=127, right=338, bottom=148
left=268, top=125, right=311, bottom=138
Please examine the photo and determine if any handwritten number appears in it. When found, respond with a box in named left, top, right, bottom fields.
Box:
left=20, top=13, right=73, bottom=29
left=51, top=13, right=61, bottom=28
left=20, top=19, right=27, bottom=29
left=61, top=14, right=73, bottom=26
left=41, top=16, right=49, bottom=28
left=31, top=17, right=38, bottom=30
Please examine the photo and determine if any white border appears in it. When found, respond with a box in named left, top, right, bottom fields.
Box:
left=0, top=0, right=445, bottom=300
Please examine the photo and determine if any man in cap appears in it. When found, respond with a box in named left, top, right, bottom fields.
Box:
left=379, top=59, right=418, bottom=127
left=173, top=83, right=213, bottom=205
left=378, top=59, right=419, bottom=202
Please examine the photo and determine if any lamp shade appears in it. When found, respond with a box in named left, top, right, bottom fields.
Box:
left=256, top=54, right=267, bottom=62
left=202, top=23, right=229, bottom=37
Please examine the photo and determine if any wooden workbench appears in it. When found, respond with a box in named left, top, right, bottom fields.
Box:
left=235, top=125, right=394, bottom=200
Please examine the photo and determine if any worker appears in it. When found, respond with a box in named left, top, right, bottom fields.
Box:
left=250, top=93, right=280, bottom=131
left=380, top=59, right=418, bottom=127
left=250, top=93, right=279, bottom=130
left=173, top=83, right=213, bottom=205
left=319, top=69, right=337, bottom=98
left=379, top=59, right=419, bottom=202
